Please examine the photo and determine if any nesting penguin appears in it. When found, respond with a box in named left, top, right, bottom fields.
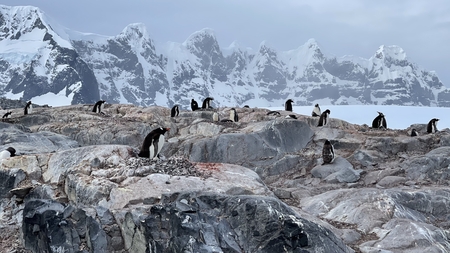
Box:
left=312, top=104, right=321, bottom=117
left=138, top=127, right=170, bottom=159
left=286, top=114, right=298, bottom=119
left=2, top=111, right=12, bottom=119
left=24, top=101, right=32, bottom=115
left=285, top=99, right=294, bottom=112
left=230, top=108, right=239, bottom=122
left=92, top=100, right=106, bottom=114
left=202, top=97, right=214, bottom=109
left=191, top=99, right=199, bottom=111
left=411, top=129, right=419, bottom=137
left=322, top=140, right=335, bottom=165
left=371, top=112, right=387, bottom=129
left=317, top=109, right=331, bottom=127
left=171, top=105, right=179, bottom=117
left=0, top=147, right=16, bottom=161
left=427, top=118, right=439, bottom=133
left=267, top=111, right=281, bottom=116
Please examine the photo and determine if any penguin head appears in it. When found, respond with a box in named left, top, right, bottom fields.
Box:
left=286, top=99, right=294, bottom=103
left=324, top=109, right=331, bottom=114
left=315, top=104, right=319, bottom=107
left=324, top=140, right=331, bottom=145
left=6, top=147, right=16, bottom=157
left=377, top=111, right=384, bottom=117
left=434, top=118, right=440, bottom=122
left=158, top=127, right=170, bottom=134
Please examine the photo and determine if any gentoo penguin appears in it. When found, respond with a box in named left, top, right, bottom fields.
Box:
left=322, top=140, right=335, bottom=165
left=138, top=127, right=170, bottom=159
left=230, top=108, right=239, bottom=122
left=267, top=111, right=281, bottom=116
left=243, top=105, right=250, bottom=108
left=312, top=104, right=321, bottom=117
left=24, top=101, right=32, bottom=115
left=2, top=111, right=12, bottom=119
left=285, top=99, right=294, bottom=112
left=92, top=100, right=106, bottom=114
left=212, top=112, right=219, bottom=122
left=372, top=112, right=387, bottom=129
left=411, top=129, right=419, bottom=137
left=286, top=114, right=298, bottom=119
left=427, top=118, right=439, bottom=133
left=171, top=105, right=179, bottom=117
left=202, top=97, right=214, bottom=109
left=0, top=147, right=16, bottom=160
left=317, top=109, right=331, bottom=127
left=191, top=99, right=199, bottom=111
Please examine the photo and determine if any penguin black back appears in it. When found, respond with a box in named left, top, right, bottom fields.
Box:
left=285, top=99, right=294, bottom=112
left=171, top=105, right=179, bottom=117
left=191, top=99, right=199, bottom=111
left=317, top=109, right=330, bottom=127
left=322, top=140, right=335, bottom=165
left=312, top=104, right=321, bottom=117
left=427, top=118, right=439, bottom=133
left=138, top=127, right=170, bottom=158
left=24, top=101, right=32, bottom=115
left=92, top=100, right=106, bottom=113
left=202, top=97, right=214, bottom=109
left=2, top=111, right=12, bottom=119
left=372, top=112, right=387, bottom=129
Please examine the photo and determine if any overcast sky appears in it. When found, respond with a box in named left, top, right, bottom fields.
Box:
left=2, top=0, right=450, bottom=86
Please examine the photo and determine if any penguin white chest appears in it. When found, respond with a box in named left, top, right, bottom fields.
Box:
left=0, top=150, right=11, bottom=160
left=149, top=135, right=165, bottom=159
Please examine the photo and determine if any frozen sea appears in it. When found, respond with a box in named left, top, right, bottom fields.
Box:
left=265, top=105, right=450, bottom=130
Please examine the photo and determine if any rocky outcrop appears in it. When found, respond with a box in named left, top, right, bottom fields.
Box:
left=1, top=102, right=450, bottom=252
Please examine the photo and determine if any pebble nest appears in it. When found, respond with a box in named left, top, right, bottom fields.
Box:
left=125, top=156, right=212, bottom=178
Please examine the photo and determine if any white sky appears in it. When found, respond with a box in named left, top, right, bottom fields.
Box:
left=1, top=1, right=449, bottom=86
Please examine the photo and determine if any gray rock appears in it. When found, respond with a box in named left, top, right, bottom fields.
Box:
left=311, top=156, right=361, bottom=183
left=402, top=146, right=450, bottom=182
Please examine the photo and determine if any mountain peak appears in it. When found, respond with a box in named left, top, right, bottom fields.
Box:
left=119, top=23, right=150, bottom=39
left=374, top=45, right=407, bottom=61
left=183, top=28, right=216, bottom=46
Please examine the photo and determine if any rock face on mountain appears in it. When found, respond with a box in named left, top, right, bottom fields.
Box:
left=0, top=5, right=448, bottom=108
left=1, top=101, right=450, bottom=252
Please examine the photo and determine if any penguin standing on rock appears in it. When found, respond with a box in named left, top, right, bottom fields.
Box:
left=230, top=108, right=239, bottom=122
left=317, top=109, right=331, bottom=127
left=427, top=118, right=439, bottom=133
left=2, top=111, right=12, bottom=119
left=411, top=129, right=419, bottom=137
left=322, top=140, right=335, bottom=165
left=202, top=97, right=214, bottom=109
left=191, top=99, right=199, bottom=111
left=92, top=100, right=106, bottom=114
left=24, top=101, right=32, bottom=115
left=212, top=112, right=219, bottom=122
left=312, top=104, right=321, bottom=117
left=138, top=127, right=170, bottom=159
left=0, top=147, right=16, bottom=161
left=171, top=105, right=179, bottom=117
left=372, top=112, right=387, bottom=129
left=285, top=99, right=294, bottom=112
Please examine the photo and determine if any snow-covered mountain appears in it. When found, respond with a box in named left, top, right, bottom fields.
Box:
left=1, top=5, right=449, bottom=108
